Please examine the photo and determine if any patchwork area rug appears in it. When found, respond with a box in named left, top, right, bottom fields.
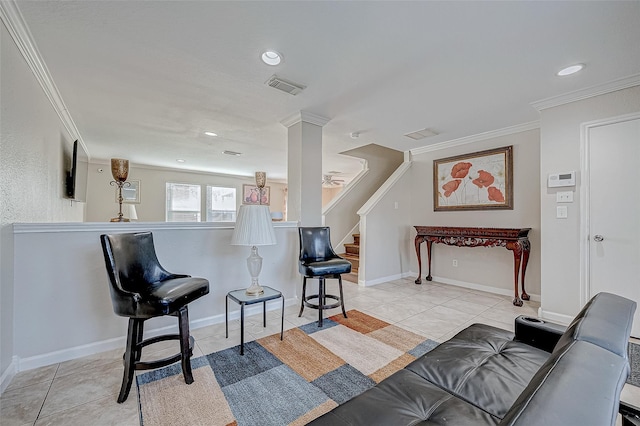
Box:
left=136, top=310, right=439, bottom=426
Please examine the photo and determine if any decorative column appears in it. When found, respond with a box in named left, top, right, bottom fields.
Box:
left=281, top=111, right=330, bottom=226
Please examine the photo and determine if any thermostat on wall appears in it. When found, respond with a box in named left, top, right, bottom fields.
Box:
left=548, top=171, right=576, bottom=188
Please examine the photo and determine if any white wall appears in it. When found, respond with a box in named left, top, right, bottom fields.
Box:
left=408, top=129, right=541, bottom=299
left=85, top=161, right=288, bottom=222
left=539, top=85, right=640, bottom=321
left=12, top=222, right=299, bottom=370
left=359, top=163, right=413, bottom=285
left=0, top=21, right=84, bottom=388
left=324, top=145, right=404, bottom=247
left=322, top=186, right=342, bottom=207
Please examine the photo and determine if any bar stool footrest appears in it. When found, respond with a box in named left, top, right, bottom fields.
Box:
left=128, top=334, right=194, bottom=371
left=303, top=294, right=341, bottom=310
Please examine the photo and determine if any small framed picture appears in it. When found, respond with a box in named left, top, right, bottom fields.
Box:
left=117, top=179, right=140, bottom=204
left=242, top=184, right=270, bottom=205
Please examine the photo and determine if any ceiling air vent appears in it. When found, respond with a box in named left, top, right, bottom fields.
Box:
left=404, top=128, right=438, bottom=141
left=265, top=75, right=306, bottom=95
left=223, top=150, right=242, bottom=156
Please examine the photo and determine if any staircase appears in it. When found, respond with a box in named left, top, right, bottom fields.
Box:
left=341, top=233, right=360, bottom=283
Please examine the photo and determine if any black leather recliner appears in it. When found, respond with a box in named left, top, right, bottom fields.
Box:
left=308, top=292, right=637, bottom=426
left=100, top=231, right=209, bottom=403
left=298, top=227, right=351, bottom=327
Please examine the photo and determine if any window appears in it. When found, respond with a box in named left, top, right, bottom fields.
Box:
left=166, top=183, right=201, bottom=222
left=166, top=183, right=237, bottom=222
left=206, top=186, right=236, bottom=222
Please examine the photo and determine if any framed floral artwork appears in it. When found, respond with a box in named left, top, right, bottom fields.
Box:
left=242, top=184, right=270, bottom=205
left=433, top=146, right=513, bottom=211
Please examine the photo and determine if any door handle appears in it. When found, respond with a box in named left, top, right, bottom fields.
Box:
left=593, top=235, right=604, bottom=242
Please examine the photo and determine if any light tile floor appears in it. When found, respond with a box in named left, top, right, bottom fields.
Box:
left=2, top=278, right=639, bottom=425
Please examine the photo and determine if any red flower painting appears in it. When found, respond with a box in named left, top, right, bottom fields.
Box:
left=434, top=146, right=512, bottom=210
left=472, top=170, right=495, bottom=188
left=451, top=162, right=472, bottom=179
left=442, top=180, right=461, bottom=197
left=487, top=186, right=505, bottom=202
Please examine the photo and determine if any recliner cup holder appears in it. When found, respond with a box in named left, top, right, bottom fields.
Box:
left=522, top=316, right=544, bottom=323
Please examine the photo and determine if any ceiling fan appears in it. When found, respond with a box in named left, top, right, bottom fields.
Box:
left=322, top=174, right=345, bottom=187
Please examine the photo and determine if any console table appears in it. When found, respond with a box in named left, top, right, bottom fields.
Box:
left=414, top=226, right=531, bottom=306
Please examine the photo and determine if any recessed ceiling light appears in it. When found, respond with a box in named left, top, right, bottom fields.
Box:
left=261, top=51, right=282, bottom=66
left=176, top=159, right=186, bottom=163
left=204, top=131, right=217, bottom=137
left=557, top=64, right=584, bottom=76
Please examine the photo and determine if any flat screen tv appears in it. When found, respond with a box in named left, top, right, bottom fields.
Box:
left=65, top=139, right=89, bottom=202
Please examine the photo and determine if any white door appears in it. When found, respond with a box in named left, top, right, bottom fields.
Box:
left=588, top=117, right=640, bottom=337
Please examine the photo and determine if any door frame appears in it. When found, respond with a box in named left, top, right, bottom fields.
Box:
left=580, top=112, right=640, bottom=307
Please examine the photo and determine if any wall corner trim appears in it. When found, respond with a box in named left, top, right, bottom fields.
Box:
left=0, top=356, right=18, bottom=394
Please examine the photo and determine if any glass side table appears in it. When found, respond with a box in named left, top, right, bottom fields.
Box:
left=225, top=286, right=284, bottom=355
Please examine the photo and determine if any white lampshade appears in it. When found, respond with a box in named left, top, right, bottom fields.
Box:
left=231, top=204, right=276, bottom=295
left=231, top=205, right=276, bottom=246
left=127, top=204, right=138, bottom=221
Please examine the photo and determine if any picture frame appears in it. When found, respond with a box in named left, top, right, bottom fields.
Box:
left=118, top=179, right=140, bottom=204
left=242, top=184, right=270, bottom=205
left=433, top=146, right=513, bottom=211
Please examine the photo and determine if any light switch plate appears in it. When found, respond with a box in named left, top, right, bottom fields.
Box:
left=556, top=191, right=574, bottom=203
left=556, top=205, right=568, bottom=219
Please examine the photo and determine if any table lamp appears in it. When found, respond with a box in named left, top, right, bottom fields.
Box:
left=231, top=204, right=277, bottom=295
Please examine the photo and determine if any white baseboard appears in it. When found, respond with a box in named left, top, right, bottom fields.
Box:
left=361, top=271, right=412, bottom=287
left=537, top=308, right=573, bottom=325
left=15, top=297, right=298, bottom=373
left=429, top=275, right=541, bottom=303
left=18, top=336, right=128, bottom=372
left=0, top=356, right=18, bottom=393
left=191, top=297, right=298, bottom=330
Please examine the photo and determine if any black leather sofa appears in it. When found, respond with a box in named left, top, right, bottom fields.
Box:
left=308, top=292, right=637, bottom=426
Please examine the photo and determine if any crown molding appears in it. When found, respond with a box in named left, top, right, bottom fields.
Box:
left=531, top=73, right=640, bottom=111
left=0, top=1, right=87, bottom=152
left=410, top=121, right=540, bottom=156
left=280, top=111, right=331, bottom=128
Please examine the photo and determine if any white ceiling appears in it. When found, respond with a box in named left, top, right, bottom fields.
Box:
left=15, top=1, right=640, bottom=183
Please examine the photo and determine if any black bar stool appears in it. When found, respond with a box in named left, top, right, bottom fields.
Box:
left=100, top=232, right=209, bottom=403
left=298, top=227, right=351, bottom=327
